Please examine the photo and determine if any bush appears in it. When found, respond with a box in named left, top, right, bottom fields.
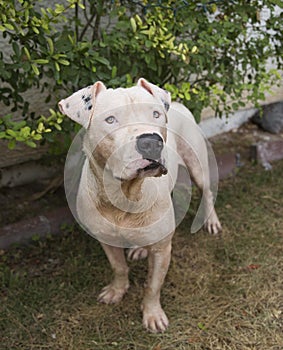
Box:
left=0, top=0, right=282, bottom=150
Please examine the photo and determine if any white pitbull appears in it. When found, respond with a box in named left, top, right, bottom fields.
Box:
left=59, top=78, right=221, bottom=333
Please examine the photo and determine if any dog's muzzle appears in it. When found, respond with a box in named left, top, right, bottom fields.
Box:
left=136, top=133, right=167, bottom=176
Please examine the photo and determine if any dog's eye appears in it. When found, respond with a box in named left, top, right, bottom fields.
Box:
left=153, top=111, right=161, bottom=119
left=105, top=116, right=116, bottom=124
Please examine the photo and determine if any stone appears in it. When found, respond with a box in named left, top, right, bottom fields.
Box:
left=251, top=101, right=283, bottom=134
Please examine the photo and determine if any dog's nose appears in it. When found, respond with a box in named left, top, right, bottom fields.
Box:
left=136, top=133, right=164, bottom=160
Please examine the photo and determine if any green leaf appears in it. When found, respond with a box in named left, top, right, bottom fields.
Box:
left=4, top=23, right=14, bottom=31
left=111, top=66, right=117, bottom=79
left=6, top=129, right=17, bottom=137
left=33, top=59, right=49, bottom=64
left=12, top=42, right=20, bottom=57
left=232, top=102, right=239, bottom=110
left=191, top=45, right=198, bottom=54
left=22, top=62, right=31, bottom=72
left=55, top=62, right=60, bottom=71
left=130, top=17, right=137, bottom=33
left=58, top=59, right=70, bottom=65
left=55, top=4, right=65, bottom=14
left=184, top=91, right=191, bottom=100
left=20, top=126, right=31, bottom=137
left=47, top=38, right=54, bottom=55
left=25, top=140, right=37, bottom=148
left=23, top=47, right=31, bottom=60
left=8, top=139, right=16, bottom=150
left=54, top=123, right=62, bottom=131
left=15, top=135, right=26, bottom=141
left=145, top=40, right=152, bottom=48
left=24, top=9, right=30, bottom=23
left=95, top=56, right=110, bottom=66
left=31, top=63, right=40, bottom=75
left=37, top=122, right=44, bottom=133
left=33, top=134, right=43, bottom=141
left=13, top=121, right=27, bottom=131
left=32, top=26, right=40, bottom=34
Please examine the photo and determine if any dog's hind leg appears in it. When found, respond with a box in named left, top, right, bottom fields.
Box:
left=98, top=243, right=130, bottom=304
left=177, top=136, right=222, bottom=235
left=127, top=247, right=148, bottom=261
left=169, top=103, right=221, bottom=234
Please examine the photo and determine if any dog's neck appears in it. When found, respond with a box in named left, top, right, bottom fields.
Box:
left=88, top=157, right=146, bottom=207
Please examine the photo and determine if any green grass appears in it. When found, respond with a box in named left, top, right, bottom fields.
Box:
left=1, top=161, right=283, bottom=350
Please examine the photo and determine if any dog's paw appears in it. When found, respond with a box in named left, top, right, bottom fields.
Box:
left=127, top=247, right=148, bottom=261
left=97, top=283, right=129, bottom=304
left=142, top=306, right=169, bottom=333
left=205, top=212, right=222, bottom=235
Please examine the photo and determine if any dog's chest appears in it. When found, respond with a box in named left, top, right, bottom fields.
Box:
left=77, top=192, right=175, bottom=247
left=76, top=164, right=176, bottom=246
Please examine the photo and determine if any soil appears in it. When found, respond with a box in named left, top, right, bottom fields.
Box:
left=210, top=119, right=283, bottom=159
left=0, top=180, right=67, bottom=227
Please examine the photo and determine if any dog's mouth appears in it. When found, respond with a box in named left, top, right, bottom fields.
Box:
left=112, top=158, right=167, bottom=181
left=137, top=159, right=167, bottom=177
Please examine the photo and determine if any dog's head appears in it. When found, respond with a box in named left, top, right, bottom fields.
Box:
left=59, top=78, right=171, bottom=181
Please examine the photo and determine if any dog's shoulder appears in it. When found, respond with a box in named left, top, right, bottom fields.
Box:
left=168, top=102, right=195, bottom=123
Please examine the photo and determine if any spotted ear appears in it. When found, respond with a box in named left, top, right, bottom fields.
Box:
left=58, top=81, right=107, bottom=129
left=137, top=78, right=171, bottom=112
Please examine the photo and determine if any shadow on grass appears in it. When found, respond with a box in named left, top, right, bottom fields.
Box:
left=1, top=161, right=283, bottom=350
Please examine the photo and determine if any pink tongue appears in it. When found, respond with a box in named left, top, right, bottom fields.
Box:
left=135, top=159, right=152, bottom=169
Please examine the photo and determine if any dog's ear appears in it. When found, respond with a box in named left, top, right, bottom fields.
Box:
left=137, top=78, right=171, bottom=112
left=58, top=81, right=107, bottom=128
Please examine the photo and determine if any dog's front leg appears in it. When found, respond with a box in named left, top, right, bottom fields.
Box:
left=98, top=243, right=129, bottom=304
left=142, top=240, right=172, bottom=333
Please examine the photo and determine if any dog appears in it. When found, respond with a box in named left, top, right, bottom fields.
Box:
left=59, top=78, right=221, bottom=333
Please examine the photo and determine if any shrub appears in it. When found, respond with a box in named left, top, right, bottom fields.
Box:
left=0, top=0, right=282, bottom=150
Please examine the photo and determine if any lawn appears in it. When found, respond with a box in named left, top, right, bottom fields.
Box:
left=1, top=161, right=282, bottom=350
